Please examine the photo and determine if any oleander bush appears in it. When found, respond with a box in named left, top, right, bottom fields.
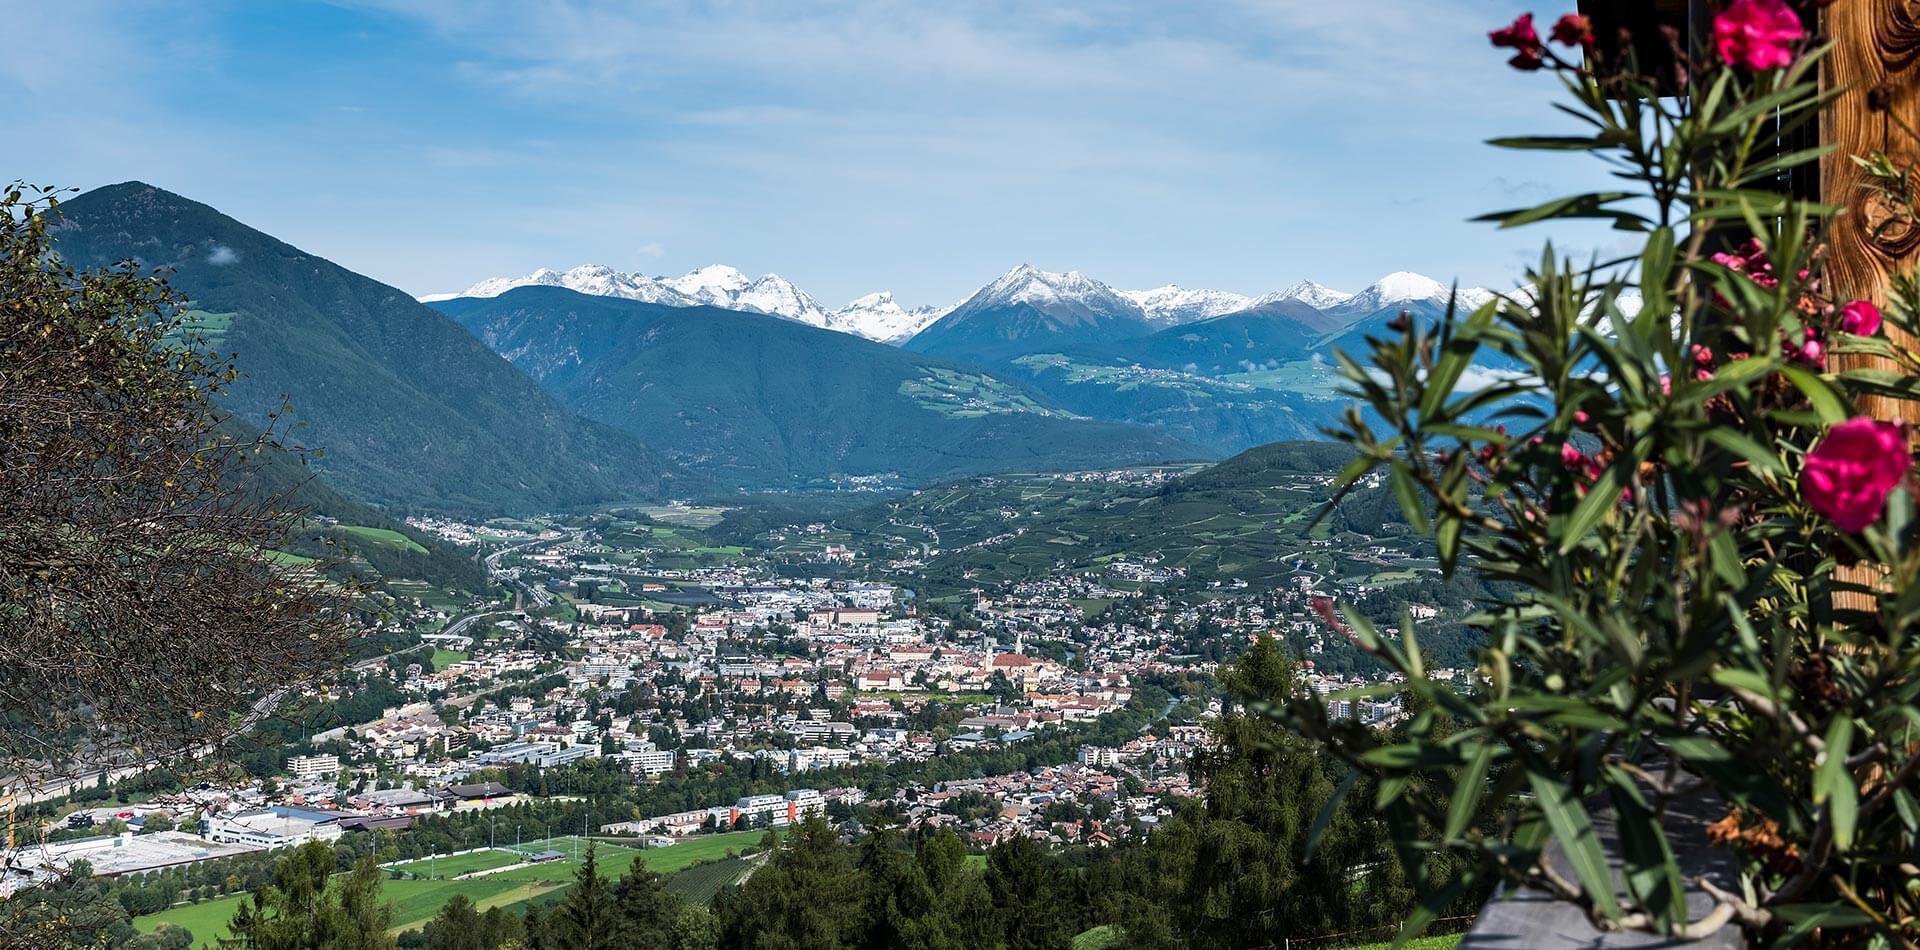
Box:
left=1285, top=2, right=1920, bottom=945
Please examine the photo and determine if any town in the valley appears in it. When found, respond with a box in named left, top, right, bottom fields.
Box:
left=4, top=460, right=1466, bottom=932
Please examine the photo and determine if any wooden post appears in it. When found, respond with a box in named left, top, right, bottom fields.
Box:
left=1823, top=3, right=1920, bottom=614
left=1823, top=1, right=1920, bottom=418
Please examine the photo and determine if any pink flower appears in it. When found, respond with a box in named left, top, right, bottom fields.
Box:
left=1714, top=0, right=1803, bottom=71
left=1713, top=238, right=1780, bottom=288
left=1490, top=13, right=1546, bottom=70
left=1560, top=441, right=1584, bottom=467
left=1840, top=299, right=1883, bottom=336
left=1800, top=338, right=1825, bottom=367
left=1491, top=13, right=1540, bottom=48
left=1550, top=13, right=1594, bottom=46
left=1801, top=418, right=1913, bottom=533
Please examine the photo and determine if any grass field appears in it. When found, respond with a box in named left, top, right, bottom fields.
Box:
left=384, top=580, right=472, bottom=613
left=1067, top=924, right=1461, bottom=950
left=429, top=649, right=467, bottom=671
left=390, top=848, right=521, bottom=878
left=135, top=833, right=772, bottom=945
left=134, top=895, right=244, bottom=946
left=1341, top=934, right=1463, bottom=950
left=620, top=504, right=730, bottom=528
left=1073, top=924, right=1123, bottom=949
left=337, top=524, right=429, bottom=553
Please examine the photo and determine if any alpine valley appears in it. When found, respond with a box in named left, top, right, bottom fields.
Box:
left=49, top=181, right=1501, bottom=514
left=442, top=261, right=1500, bottom=455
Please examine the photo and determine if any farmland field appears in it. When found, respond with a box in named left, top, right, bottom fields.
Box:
left=337, top=524, right=429, bottom=553
left=616, top=504, right=731, bottom=528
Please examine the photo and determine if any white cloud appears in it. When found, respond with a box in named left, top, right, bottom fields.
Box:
left=207, top=244, right=239, bottom=265
left=637, top=242, right=665, bottom=259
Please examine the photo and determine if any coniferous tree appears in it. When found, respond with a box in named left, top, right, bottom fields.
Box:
left=611, top=863, right=681, bottom=946
left=983, top=836, right=1073, bottom=950
left=854, top=826, right=931, bottom=950
left=549, top=845, right=616, bottom=950
left=716, top=817, right=863, bottom=949
left=423, top=895, right=486, bottom=950
left=225, top=842, right=394, bottom=949
left=911, top=828, right=999, bottom=950
left=1114, top=636, right=1402, bottom=949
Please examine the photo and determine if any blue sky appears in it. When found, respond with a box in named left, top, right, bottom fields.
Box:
left=10, top=0, right=1616, bottom=307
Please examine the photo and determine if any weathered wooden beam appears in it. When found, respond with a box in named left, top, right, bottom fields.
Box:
left=1823, top=0, right=1920, bottom=423
left=1822, top=3, right=1920, bottom=613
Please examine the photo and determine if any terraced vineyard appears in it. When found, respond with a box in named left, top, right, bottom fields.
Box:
left=663, top=854, right=758, bottom=904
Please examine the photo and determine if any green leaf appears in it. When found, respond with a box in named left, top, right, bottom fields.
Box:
left=1485, top=135, right=1607, bottom=150
left=1444, top=742, right=1493, bottom=843
left=1708, top=668, right=1782, bottom=700
left=1390, top=465, right=1431, bottom=535
left=1557, top=464, right=1622, bottom=555
left=1607, top=777, right=1685, bottom=932
left=1812, top=717, right=1854, bottom=806
left=1436, top=514, right=1462, bottom=576
left=1778, top=365, right=1849, bottom=426
left=1420, top=302, right=1496, bottom=420
left=1831, top=773, right=1858, bottom=852
left=1472, top=191, right=1646, bottom=230
left=1701, top=428, right=1787, bottom=477
left=1527, top=768, right=1621, bottom=919
left=1730, top=143, right=1837, bottom=186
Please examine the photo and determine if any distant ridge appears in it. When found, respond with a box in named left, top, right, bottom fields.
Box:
left=50, top=182, right=699, bottom=515
left=433, top=286, right=1203, bottom=487
left=433, top=262, right=1499, bottom=352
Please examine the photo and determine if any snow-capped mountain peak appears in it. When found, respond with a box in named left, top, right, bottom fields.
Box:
left=826, top=291, right=945, bottom=344
left=965, top=264, right=1142, bottom=321
left=451, top=264, right=694, bottom=306
left=1343, top=271, right=1493, bottom=313
left=1119, top=284, right=1253, bottom=326
left=1257, top=279, right=1353, bottom=311
left=665, top=264, right=754, bottom=304
left=723, top=272, right=829, bottom=327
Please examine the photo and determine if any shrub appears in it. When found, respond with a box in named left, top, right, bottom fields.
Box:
left=1285, top=5, right=1920, bottom=945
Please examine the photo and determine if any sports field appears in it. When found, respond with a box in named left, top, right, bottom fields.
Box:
left=389, top=848, right=522, bottom=878
left=134, top=831, right=769, bottom=946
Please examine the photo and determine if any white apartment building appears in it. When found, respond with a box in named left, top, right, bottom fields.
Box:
left=287, top=754, right=341, bottom=780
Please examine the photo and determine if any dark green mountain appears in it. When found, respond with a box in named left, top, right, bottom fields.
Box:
left=220, top=417, right=485, bottom=592
left=49, top=182, right=695, bottom=515
left=958, top=300, right=1344, bottom=454
left=432, top=287, right=1202, bottom=487
left=1095, top=299, right=1325, bottom=374
left=904, top=264, right=1156, bottom=365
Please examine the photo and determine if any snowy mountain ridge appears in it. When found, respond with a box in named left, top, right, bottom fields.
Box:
left=424, top=264, right=1502, bottom=345
left=1121, top=284, right=1254, bottom=326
